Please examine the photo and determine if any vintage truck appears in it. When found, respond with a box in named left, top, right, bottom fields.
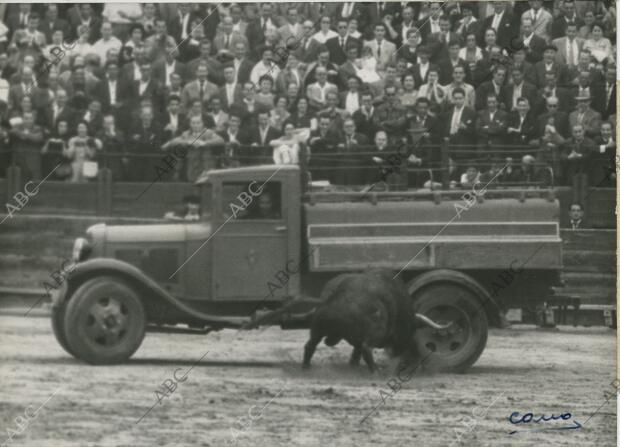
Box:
left=51, top=165, right=562, bottom=371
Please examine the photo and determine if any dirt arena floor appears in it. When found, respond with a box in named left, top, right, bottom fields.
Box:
left=0, top=313, right=616, bottom=447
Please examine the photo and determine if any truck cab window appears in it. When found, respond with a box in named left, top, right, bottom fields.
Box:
left=222, top=181, right=282, bottom=220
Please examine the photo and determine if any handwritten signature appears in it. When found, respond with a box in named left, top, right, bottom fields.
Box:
left=508, top=411, right=582, bottom=435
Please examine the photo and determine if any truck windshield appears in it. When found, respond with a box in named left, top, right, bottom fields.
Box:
left=221, top=181, right=282, bottom=220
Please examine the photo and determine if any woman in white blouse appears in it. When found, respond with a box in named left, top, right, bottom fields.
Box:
left=270, top=123, right=303, bottom=165
left=459, top=33, right=484, bottom=73
left=583, top=23, right=614, bottom=63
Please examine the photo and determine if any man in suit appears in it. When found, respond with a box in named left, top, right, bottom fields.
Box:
left=308, top=113, right=339, bottom=182
left=551, top=0, right=584, bottom=39
left=533, top=45, right=567, bottom=88
left=518, top=17, right=547, bottom=64
left=214, top=16, right=248, bottom=55
left=39, top=4, right=71, bottom=43
left=503, top=66, right=537, bottom=112
left=569, top=93, right=602, bottom=139
left=591, top=121, right=616, bottom=187
left=477, top=94, right=508, bottom=151
left=551, top=22, right=583, bottom=68
left=366, top=24, right=397, bottom=73
left=126, top=62, right=163, bottom=114
left=411, top=46, right=439, bottom=88
left=561, top=123, right=595, bottom=185
left=521, top=0, right=553, bottom=42
left=479, top=1, right=516, bottom=49
left=182, top=62, right=219, bottom=111
left=245, top=3, right=278, bottom=52
left=96, top=60, right=123, bottom=116
left=185, top=39, right=223, bottom=85
left=230, top=41, right=253, bottom=86
left=243, top=109, right=281, bottom=164
left=333, top=117, right=369, bottom=185
left=43, top=88, right=74, bottom=132
left=600, top=67, right=616, bottom=121
left=219, top=65, right=243, bottom=112
left=416, top=1, right=444, bottom=42
left=475, top=66, right=508, bottom=111
left=325, top=19, right=361, bottom=66
left=339, top=75, right=363, bottom=116
left=151, top=43, right=186, bottom=88
left=352, top=91, right=379, bottom=141
left=538, top=96, right=570, bottom=139
left=161, top=94, right=188, bottom=142
left=444, top=88, right=477, bottom=170
left=438, top=40, right=469, bottom=86
left=538, top=71, right=572, bottom=114
left=373, top=86, right=406, bottom=139
left=506, top=97, right=538, bottom=156
left=275, top=54, right=302, bottom=96
left=406, top=97, right=442, bottom=179
left=427, top=16, right=461, bottom=62
left=69, top=4, right=101, bottom=44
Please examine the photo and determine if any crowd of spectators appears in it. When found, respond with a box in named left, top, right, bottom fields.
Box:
left=0, top=1, right=616, bottom=189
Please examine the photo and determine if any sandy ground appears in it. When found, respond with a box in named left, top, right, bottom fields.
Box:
left=0, top=313, right=616, bottom=447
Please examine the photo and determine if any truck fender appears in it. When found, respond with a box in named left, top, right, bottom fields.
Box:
left=406, top=269, right=502, bottom=327
left=55, top=258, right=246, bottom=327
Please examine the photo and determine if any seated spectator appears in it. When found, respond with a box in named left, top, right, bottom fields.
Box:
left=399, top=73, right=418, bottom=108
left=92, top=22, right=122, bottom=65
left=373, top=85, right=406, bottom=140
left=206, top=97, right=229, bottom=133
left=416, top=68, right=447, bottom=115
left=340, top=75, right=362, bottom=115
left=569, top=92, right=602, bottom=139
left=308, top=113, right=338, bottom=182
left=284, top=97, right=317, bottom=138
left=476, top=94, right=508, bottom=152
left=583, top=22, right=614, bottom=63
left=561, top=124, right=596, bottom=186
left=128, top=106, right=162, bottom=182
left=444, top=88, right=477, bottom=168
left=97, top=114, right=126, bottom=180
left=65, top=121, right=102, bottom=182
left=355, top=46, right=381, bottom=84
left=250, top=46, right=281, bottom=87
left=444, top=65, right=475, bottom=110
left=459, top=32, right=484, bottom=72
left=270, top=96, right=291, bottom=132
left=41, top=119, right=72, bottom=181
left=9, top=111, right=44, bottom=180
left=568, top=202, right=585, bottom=229
left=306, top=66, right=338, bottom=111
left=460, top=166, right=481, bottom=188
left=255, top=75, right=276, bottom=111
left=244, top=109, right=281, bottom=164
left=591, top=121, right=616, bottom=187
left=270, top=122, right=303, bottom=165
left=506, top=97, right=537, bottom=158
left=370, top=130, right=406, bottom=190
left=182, top=62, right=219, bottom=111
left=161, top=95, right=188, bottom=142
left=162, top=115, right=224, bottom=182
left=333, top=117, right=369, bottom=185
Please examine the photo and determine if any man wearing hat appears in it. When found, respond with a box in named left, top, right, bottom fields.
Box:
left=534, top=44, right=567, bottom=88
left=569, top=91, right=602, bottom=139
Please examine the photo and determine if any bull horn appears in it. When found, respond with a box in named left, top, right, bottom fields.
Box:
left=414, top=313, right=453, bottom=330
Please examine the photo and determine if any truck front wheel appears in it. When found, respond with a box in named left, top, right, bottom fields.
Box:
left=410, top=283, right=488, bottom=373
left=64, top=277, right=146, bottom=364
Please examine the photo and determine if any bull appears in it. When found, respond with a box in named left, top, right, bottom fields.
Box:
left=302, top=270, right=418, bottom=372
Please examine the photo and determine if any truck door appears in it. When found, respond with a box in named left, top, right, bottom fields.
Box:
left=212, top=180, right=290, bottom=301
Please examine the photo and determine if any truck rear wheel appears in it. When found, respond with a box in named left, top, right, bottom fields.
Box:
left=64, top=277, right=146, bottom=364
left=410, top=283, right=488, bottom=373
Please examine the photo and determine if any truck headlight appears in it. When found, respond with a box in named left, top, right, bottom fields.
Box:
left=72, top=238, right=92, bottom=262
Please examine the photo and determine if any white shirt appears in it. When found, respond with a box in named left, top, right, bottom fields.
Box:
left=566, top=39, right=579, bottom=66
left=512, top=83, right=523, bottom=109
left=180, top=12, right=191, bottom=39
left=250, top=61, right=280, bottom=86
left=523, top=33, right=534, bottom=48
left=419, top=62, right=429, bottom=81
left=450, top=107, right=463, bottom=134
left=345, top=91, right=360, bottom=114
left=168, top=113, right=178, bottom=131
left=491, top=11, right=504, bottom=30
left=227, top=129, right=239, bottom=143
left=312, top=29, right=338, bottom=44
left=430, top=18, right=441, bottom=34
left=342, top=2, right=355, bottom=18
left=165, top=61, right=176, bottom=87
left=108, top=79, right=117, bottom=105
left=225, top=82, right=236, bottom=105
left=92, top=36, right=122, bottom=64
left=139, top=80, right=149, bottom=95
left=259, top=126, right=269, bottom=144
left=401, top=21, right=414, bottom=43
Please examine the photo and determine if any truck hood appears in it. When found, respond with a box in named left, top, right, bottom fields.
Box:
left=87, top=222, right=212, bottom=244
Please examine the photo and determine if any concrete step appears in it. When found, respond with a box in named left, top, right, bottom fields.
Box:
left=560, top=229, right=616, bottom=251
left=560, top=272, right=616, bottom=288
left=562, top=250, right=616, bottom=273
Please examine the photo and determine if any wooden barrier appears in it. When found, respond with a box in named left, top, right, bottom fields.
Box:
left=0, top=166, right=615, bottom=227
